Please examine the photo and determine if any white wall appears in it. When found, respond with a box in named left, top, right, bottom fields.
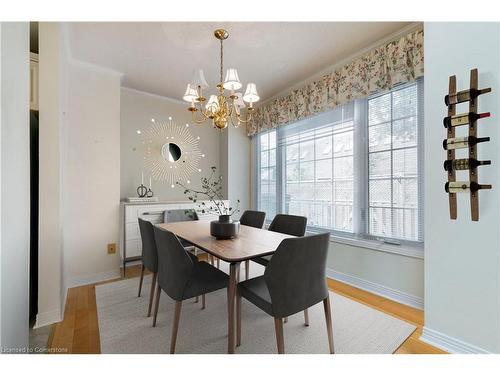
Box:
left=423, top=22, right=500, bottom=353
left=0, top=22, right=30, bottom=349
left=37, top=22, right=64, bottom=327
left=62, top=61, right=122, bottom=289
left=226, top=125, right=251, bottom=219
left=120, top=88, right=221, bottom=201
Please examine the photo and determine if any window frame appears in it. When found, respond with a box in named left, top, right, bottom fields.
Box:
left=253, top=79, right=424, bottom=250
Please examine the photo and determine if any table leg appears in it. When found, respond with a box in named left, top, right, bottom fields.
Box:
left=227, top=261, right=240, bottom=354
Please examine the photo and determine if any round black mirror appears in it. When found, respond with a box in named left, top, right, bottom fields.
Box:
left=161, top=142, right=182, bottom=162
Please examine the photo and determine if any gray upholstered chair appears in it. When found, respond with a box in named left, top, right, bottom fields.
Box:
left=236, top=232, right=333, bottom=354
left=137, top=218, right=160, bottom=317
left=239, top=210, right=266, bottom=279
left=152, top=226, right=229, bottom=353
left=248, top=214, right=307, bottom=286
left=138, top=218, right=199, bottom=318
left=165, top=208, right=220, bottom=268
left=164, top=208, right=198, bottom=249
left=252, top=214, right=307, bottom=267
left=239, top=210, right=266, bottom=228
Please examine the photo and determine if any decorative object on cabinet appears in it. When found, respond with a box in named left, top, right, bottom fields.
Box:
left=443, top=68, right=492, bottom=221
left=177, top=166, right=241, bottom=239
left=142, top=117, right=203, bottom=186
left=182, top=29, right=260, bottom=130
left=119, top=200, right=229, bottom=276
left=136, top=172, right=154, bottom=198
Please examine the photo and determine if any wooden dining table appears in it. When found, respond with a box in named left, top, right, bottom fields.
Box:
left=156, top=220, right=293, bottom=354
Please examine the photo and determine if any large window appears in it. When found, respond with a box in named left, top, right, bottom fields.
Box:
left=255, top=80, right=423, bottom=244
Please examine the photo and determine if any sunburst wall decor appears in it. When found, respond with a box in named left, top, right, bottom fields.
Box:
left=142, top=117, right=204, bottom=187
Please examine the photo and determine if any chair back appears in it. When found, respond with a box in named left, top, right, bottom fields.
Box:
left=268, top=214, right=307, bottom=237
left=239, top=210, right=266, bottom=229
left=138, top=218, right=158, bottom=273
left=264, top=232, right=330, bottom=318
left=153, top=226, right=194, bottom=301
left=164, top=208, right=198, bottom=223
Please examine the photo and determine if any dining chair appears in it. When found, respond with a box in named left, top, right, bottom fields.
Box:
left=152, top=226, right=230, bottom=353
left=139, top=218, right=200, bottom=320
left=248, top=214, right=307, bottom=290
left=239, top=210, right=266, bottom=280
left=165, top=208, right=220, bottom=268
left=248, top=214, right=308, bottom=322
left=137, top=218, right=160, bottom=318
left=236, top=232, right=333, bottom=354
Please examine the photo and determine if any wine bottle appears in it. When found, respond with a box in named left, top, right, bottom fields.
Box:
left=443, top=158, right=491, bottom=172
left=444, top=88, right=491, bottom=106
left=443, top=112, right=490, bottom=128
left=442, top=136, right=490, bottom=150
left=445, top=181, right=492, bottom=193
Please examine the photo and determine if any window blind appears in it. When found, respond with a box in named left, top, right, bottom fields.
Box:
left=255, top=79, right=424, bottom=244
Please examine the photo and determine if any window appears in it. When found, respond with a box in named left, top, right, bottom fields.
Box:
left=257, top=131, right=277, bottom=219
left=368, top=85, right=420, bottom=241
left=255, top=80, right=423, bottom=245
left=282, top=103, right=354, bottom=232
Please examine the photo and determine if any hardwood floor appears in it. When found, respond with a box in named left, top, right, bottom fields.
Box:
left=48, top=261, right=445, bottom=354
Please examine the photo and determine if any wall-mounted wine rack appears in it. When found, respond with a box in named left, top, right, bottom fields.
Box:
left=443, top=68, right=492, bottom=221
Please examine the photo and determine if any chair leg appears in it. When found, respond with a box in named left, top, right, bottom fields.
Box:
left=209, top=255, right=214, bottom=265
left=284, top=317, right=288, bottom=323
left=170, top=301, right=183, bottom=354
left=323, top=295, right=335, bottom=354
left=202, top=294, right=206, bottom=309
left=147, top=272, right=157, bottom=317
left=236, top=289, right=242, bottom=347
left=152, top=283, right=161, bottom=327
left=217, top=258, right=220, bottom=269
left=245, top=260, right=249, bottom=280
left=195, top=296, right=199, bottom=303
left=137, top=264, right=145, bottom=297
left=303, top=309, right=309, bottom=326
left=273, top=317, right=285, bottom=354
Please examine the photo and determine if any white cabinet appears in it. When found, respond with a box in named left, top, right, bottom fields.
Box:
left=119, top=200, right=228, bottom=274
left=30, top=53, right=39, bottom=111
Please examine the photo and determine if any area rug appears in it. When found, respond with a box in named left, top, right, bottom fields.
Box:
left=96, top=262, right=416, bottom=354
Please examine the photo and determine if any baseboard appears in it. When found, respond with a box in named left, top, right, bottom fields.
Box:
left=421, top=326, right=492, bottom=354
left=326, top=268, right=424, bottom=310
left=65, top=269, right=121, bottom=289
left=34, top=308, right=62, bottom=329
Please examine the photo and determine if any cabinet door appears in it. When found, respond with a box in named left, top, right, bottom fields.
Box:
left=30, top=59, right=39, bottom=111
left=125, top=239, right=142, bottom=258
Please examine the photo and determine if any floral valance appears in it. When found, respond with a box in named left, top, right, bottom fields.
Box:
left=247, top=29, right=424, bottom=136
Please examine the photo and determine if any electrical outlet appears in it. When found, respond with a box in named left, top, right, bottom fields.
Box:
left=107, top=243, right=117, bottom=254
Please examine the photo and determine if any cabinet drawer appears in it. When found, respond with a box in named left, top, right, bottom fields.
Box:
left=125, top=223, right=140, bottom=241
left=125, top=206, right=139, bottom=223
left=125, top=239, right=142, bottom=258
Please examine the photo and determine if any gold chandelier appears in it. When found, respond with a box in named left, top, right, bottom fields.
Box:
left=182, top=29, right=260, bottom=130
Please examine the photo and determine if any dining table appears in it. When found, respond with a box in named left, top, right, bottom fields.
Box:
left=156, top=220, right=294, bottom=354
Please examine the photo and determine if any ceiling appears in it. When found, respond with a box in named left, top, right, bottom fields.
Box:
left=67, top=22, right=411, bottom=102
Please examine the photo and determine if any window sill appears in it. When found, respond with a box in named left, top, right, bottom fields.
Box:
left=264, top=222, right=424, bottom=259
left=306, top=230, right=424, bottom=259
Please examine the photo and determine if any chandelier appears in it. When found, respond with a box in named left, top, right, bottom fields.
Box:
left=182, top=29, right=260, bottom=130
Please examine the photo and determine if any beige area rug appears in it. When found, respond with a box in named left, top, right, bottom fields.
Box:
left=96, top=261, right=416, bottom=354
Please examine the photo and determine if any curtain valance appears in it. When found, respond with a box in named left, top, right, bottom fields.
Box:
left=247, top=29, right=424, bottom=136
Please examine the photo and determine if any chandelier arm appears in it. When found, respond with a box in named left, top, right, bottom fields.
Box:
left=191, top=108, right=209, bottom=124
left=234, top=109, right=254, bottom=124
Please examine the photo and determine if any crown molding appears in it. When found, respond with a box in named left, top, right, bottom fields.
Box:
left=62, top=22, right=124, bottom=82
